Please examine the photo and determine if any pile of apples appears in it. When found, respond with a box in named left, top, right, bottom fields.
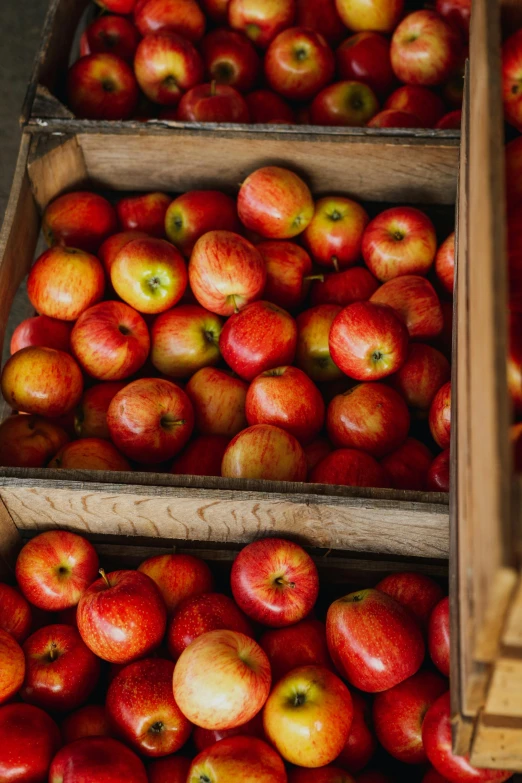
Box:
left=0, top=528, right=512, bottom=782
left=0, top=165, right=453, bottom=490
left=65, top=0, right=469, bottom=127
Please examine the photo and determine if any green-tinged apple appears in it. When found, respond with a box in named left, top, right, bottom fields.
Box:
left=258, top=241, right=313, bottom=310
left=171, top=433, right=230, bottom=476
left=201, top=29, right=260, bottom=92
left=67, top=53, right=139, bottom=120
left=228, top=0, right=296, bottom=48
left=336, top=692, right=376, bottom=773
left=99, top=230, right=148, bottom=274
left=367, top=109, right=420, bottom=127
left=188, top=736, right=287, bottom=783
left=362, top=206, right=437, bottom=281
left=148, top=756, right=191, bottom=783
left=75, top=382, right=127, bottom=439
left=134, top=0, right=206, bottom=41
left=0, top=414, right=69, bottom=468
left=238, top=166, right=314, bottom=239
left=304, top=438, right=333, bottom=473
left=296, top=304, right=343, bottom=382
left=116, top=192, right=171, bottom=238
left=0, top=583, right=32, bottom=642
left=0, top=629, right=25, bottom=704
left=429, top=381, right=451, bottom=449
left=134, top=32, right=204, bottom=105
left=10, top=315, right=72, bottom=355
left=165, top=191, right=240, bottom=256
left=380, top=438, right=434, bottom=491
left=0, top=704, right=61, bottom=783
left=80, top=14, right=140, bottom=61
left=427, top=448, right=450, bottom=492
left=185, top=367, right=248, bottom=436
left=335, top=0, right=403, bottom=33
left=336, top=32, right=395, bottom=98
left=246, top=89, right=295, bottom=122
left=221, top=423, right=307, bottom=481
left=42, top=190, right=117, bottom=253
left=265, top=28, right=335, bottom=101
left=428, top=596, right=450, bottom=676
left=435, top=232, right=455, bottom=295
left=138, top=552, right=213, bottom=614
left=289, top=768, right=355, bottom=782
left=49, top=736, right=148, bottom=783
left=390, top=11, right=461, bottom=87
left=390, top=343, right=450, bottom=410
left=177, top=82, right=251, bottom=122
left=370, top=275, right=443, bottom=339
left=303, top=197, right=369, bottom=270
left=151, top=304, right=223, bottom=378
left=311, top=267, right=379, bottom=307
left=61, top=704, right=111, bottom=743
left=48, top=438, right=131, bottom=471
left=310, top=81, right=379, bottom=126
left=309, top=448, right=389, bottom=487
left=260, top=618, right=331, bottom=680
left=384, top=85, right=445, bottom=127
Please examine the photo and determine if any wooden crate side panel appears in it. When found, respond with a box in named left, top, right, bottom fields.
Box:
left=28, top=135, right=89, bottom=210
left=471, top=716, right=522, bottom=772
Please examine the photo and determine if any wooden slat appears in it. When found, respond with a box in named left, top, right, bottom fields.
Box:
left=27, top=134, right=88, bottom=210
left=471, top=714, right=522, bottom=772
left=0, top=499, right=23, bottom=580
left=484, top=658, right=522, bottom=719
left=503, top=577, right=522, bottom=650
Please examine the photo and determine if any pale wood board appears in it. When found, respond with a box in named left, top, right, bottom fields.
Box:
left=471, top=716, right=522, bottom=772
left=0, top=499, right=23, bottom=580
left=484, top=658, right=522, bottom=720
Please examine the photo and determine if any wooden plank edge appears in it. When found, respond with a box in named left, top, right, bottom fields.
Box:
left=471, top=711, right=522, bottom=771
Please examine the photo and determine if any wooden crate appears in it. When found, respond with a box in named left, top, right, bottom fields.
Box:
left=451, top=0, right=522, bottom=770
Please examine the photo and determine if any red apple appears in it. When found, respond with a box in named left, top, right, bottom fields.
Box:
left=11, top=315, right=72, bottom=355
left=327, top=383, right=409, bottom=457
left=116, top=192, right=171, bottom=238
left=362, top=207, right=437, bottom=281
left=61, top=704, right=110, bottom=744
left=47, top=438, right=131, bottom=471
left=435, top=232, right=455, bottom=295
left=81, top=15, right=140, bottom=61
left=99, top=230, right=149, bottom=274
left=189, top=230, right=266, bottom=315
left=193, top=714, right=265, bottom=752
left=238, top=166, right=314, bottom=239
left=309, top=448, right=389, bottom=487
left=303, top=197, right=369, bottom=271
left=0, top=584, right=32, bottom=642
left=98, top=0, right=137, bottom=11
left=258, top=240, right=313, bottom=310
left=381, top=438, right=434, bottom=491
left=165, top=190, right=240, bottom=257
left=0, top=629, right=25, bottom=704
left=0, top=414, right=69, bottom=468
left=138, top=553, right=213, bottom=614
left=427, top=449, right=450, bottom=492
left=228, top=0, right=295, bottom=49
left=71, top=300, right=150, bottom=381
left=134, top=33, right=204, bottom=105
left=201, top=29, right=260, bottom=92
left=289, top=768, right=356, bottom=782
left=77, top=569, right=167, bottom=664
left=222, top=424, right=307, bottom=481
left=326, top=588, right=425, bottom=692
left=336, top=33, right=394, bottom=99
left=49, top=736, right=148, bottom=783
left=370, top=276, right=443, bottom=339
left=436, top=0, right=471, bottom=37
left=384, top=85, right=446, bottom=128
left=373, top=670, right=446, bottom=764
left=67, top=53, right=139, bottom=120
left=260, top=618, right=331, bottom=680
left=367, top=109, right=420, bottom=128
left=502, top=30, right=522, bottom=132
left=304, top=437, right=333, bottom=473
left=171, top=433, right=229, bottom=476
left=436, top=110, right=462, bottom=129
left=296, top=304, right=343, bottom=382
left=423, top=769, right=451, bottom=783
left=151, top=304, right=223, bottom=378
left=265, top=28, right=335, bottom=102
left=336, top=692, right=376, bottom=773
left=296, top=0, right=345, bottom=47
left=0, top=703, right=61, bottom=783
left=231, top=537, right=319, bottom=627
left=185, top=366, right=248, bottom=436
left=422, top=693, right=513, bottom=782
left=391, top=11, right=461, bottom=87
left=245, top=89, right=295, bottom=123
left=505, top=135, right=522, bottom=207
left=513, top=423, right=522, bottom=473
left=219, top=301, right=297, bottom=380
left=428, top=596, right=450, bottom=676
left=135, top=0, right=205, bottom=41
left=263, top=665, right=353, bottom=767
left=508, top=205, right=522, bottom=310
left=334, top=0, right=403, bottom=33
left=178, top=82, right=250, bottom=121
left=433, top=299, right=453, bottom=358
left=376, top=572, right=444, bottom=630
left=357, top=773, right=393, bottom=783
left=311, top=267, right=379, bottom=307
left=148, top=756, right=191, bottom=783
left=310, top=81, right=379, bottom=126
left=42, top=190, right=117, bottom=253
left=74, top=382, right=127, bottom=439
left=188, top=736, right=286, bottom=782
left=200, top=0, right=228, bottom=22
left=429, top=381, right=451, bottom=449
left=391, top=343, right=450, bottom=411
left=173, top=629, right=271, bottom=729
left=168, top=592, right=253, bottom=659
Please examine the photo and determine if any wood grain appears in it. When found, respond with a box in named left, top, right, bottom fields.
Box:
left=28, top=134, right=88, bottom=210
left=471, top=714, right=522, bottom=772
left=0, top=499, right=22, bottom=579
left=503, top=577, right=522, bottom=649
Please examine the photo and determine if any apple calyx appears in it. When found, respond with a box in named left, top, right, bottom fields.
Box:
left=101, top=79, right=116, bottom=94
left=99, top=568, right=111, bottom=589
left=118, top=324, right=131, bottom=335
left=213, top=61, right=235, bottom=83
left=292, top=690, right=307, bottom=707
left=149, top=720, right=165, bottom=734
left=163, top=74, right=178, bottom=89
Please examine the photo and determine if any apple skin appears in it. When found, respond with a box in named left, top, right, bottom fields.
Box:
left=107, top=378, right=194, bottom=464
left=81, top=15, right=140, bottom=62
left=177, top=83, right=250, bottom=122
left=11, top=315, right=72, bottom=355
left=327, top=382, right=410, bottom=457
left=264, top=28, right=335, bottom=102
left=0, top=703, right=61, bottom=783
left=384, top=85, right=446, bottom=128
left=246, top=366, right=325, bottom=444
left=21, top=624, right=100, bottom=712
left=296, top=305, right=343, bottom=383
left=116, top=192, right=171, bottom=238
left=193, top=713, right=265, bottom=752
left=436, top=0, right=471, bottom=37
left=61, top=704, right=110, bottom=743
left=428, top=596, right=450, bottom=676
left=423, top=769, right=451, bottom=783
left=15, top=530, right=99, bottom=612
left=304, top=438, right=333, bottom=473
left=245, top=89, right=295, bottom=123
left=258, top=240, right=313, bottom=310
left=436, top=110, right=462, bottom=129
left=189, top=230, right=266, bottom=315
left=201, top=29, right=260, bottom=92
left=1, top=346, right=83, bottom=417
left=67, top=53, right=139, bottom=120
left=311, top=268, right=379, bottom=307
left=49, top=736, right=148, bottom=783
left=138, top=553, right=213, bottom=614
left=43, top=191, right=117, bottom=253
left=373, top=670, right=447, bottom=764
left=165, top=191, right=240, bottom=257
left=0, top=629, right=25, bottom=704
left=135, top=0, right=206, bottom=41
left=329, top=301, right=409, bottom=381
left=370, top=275, right=443, bottom=339
left=134, top=32, right=204, bottom=105
left=508, top=205, right=522, bottom=310
left=310, top=81, right=379, bottom=127
left=99, top=231, right=148, bottom=274
left=392, top=343, right=450, bottom=411
left=148, top=756, right=191, bottom=783
left=171, top=434, right=230, bottom=476
left=0, top=584, right=32, bottom=642
left=260, top=618, right=331, bottom=680
left=47, top=438, right=132, bottom=472
left=326, top=588, right=425, bottom=692
left=74, top=382, right=127, bottom=439
left=228, top=0, right=296, bottom=49
left=173, top=629, right=271, bottom=729
left=367, top=110, right=420, bottom=128
left=77, top=569, right=167, bottom=664
left=429, top=381, right=451, bottom=449
left=309, top=448, right=389, bottom=488
left=336, top=32, right=394, bottom=99
left=357, top=773, right=393, bottom=783
left=303, top=197, right=369, bottom=271
left=98, top=0, right=137, bottom=12
left=380, top=438, right=434, bottom=491
left=288, top=768, right=355, bottom=782
left=188, top=736, right=287, bottom=783
left=335, top=692, right=376, bottom=774
left=168, top=592, right=254, bottom=659
left=238, top=166, right=314, bottom=239
left=185, top=366, right=248, bottom=436
left=0, top=414, right=69, bottom=468
left=263, top=665, right=353, bottom=767
left=221, top=424, right=307, bottom=481
left=422, top=693, right=513, bottom=783
left=231, top=537, right=319, bottom=627
left=391, top=11, right=461, bottom=87
left=435, top=232, right=455, bottom=295
left=296, top=0, right=345, bottom=46
left=219, top=301, right=297, bottom=381
left=502, top=29, right=522, bottom=132
left=334, top=0, right=403, bottom=33
left=427, top=448, right=450, bottom=492
left=505, top=135, right=522, bottom=207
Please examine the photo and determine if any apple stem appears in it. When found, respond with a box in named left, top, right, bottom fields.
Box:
left=210, top=79, right=217, bottom=97
left=230, top=295, right=239, bottom=314
left=304, top=274, right=324, bottom=283
left=99, top=568, right=111, bottom=589
left=331, top=256, right=339, bottom=272
left=275, top=576, right=295, bottom=589
left=49, top=642, right=57, bottom=662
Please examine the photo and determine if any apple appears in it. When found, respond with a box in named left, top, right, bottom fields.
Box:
left=0, top=703, right=61, bottom=783
left=200, top=0, right=228, bottom=22
left=370, top=275, right=443, bottom=339
left=0, top=629, right=25, bottom=704
left=134, top=32, right=204, bottom=105
left=384, top=85, right=446, bottom=128
left=99, top=230, right=149, bottom=275
left=380, top=438, right=434, bottom=491
left=265, top=28, right=335, bottom=101
left=67, top=53, right=139, bottom=120
left=296, top=304, right=343, bottom=383
left=334, top=0, right=403, bottom=33
left=422, top=693, right=513, bottom=783
left=47, top=438, right=132, bottom=471
left=135, top=0, right=206, bottom=41
left=168, top=592, right=253, bottom=658
left=436, top=0, right=471, bottom=37
left=326, top=588, right=425, bottom=691
left=428, top=596, right=450, bottom=676
left=185, top=367, right=248, bottom=436
left=391, top=343, right=450, bottom=412
left=336, top=692, right=376, bottom=773
left=260, top=618, right=331, bottom=680
left=107, top=378, right=194, bottom=463
left=165, top=190, right=240, bottom=257
left=173, top=628, right=271, bottom=729
left=429, top=381, right=451, bottom=449
left=245, top=89, right=295, bottom=123
left=222, top=423, right=307, bottom=481
left=258, top=241, right=313, bottom=310
left=357, top=773, right=393, bottom=783
left=116, top=192, right=171, bottom=238
left=81, top=15, right=140, bottom=62
left=219, top=301, right=297, bottom=380
left=423, top=769, right=451, bottom=783
left=75, top=382, right=127, bottom=439
left=0, top=414, right=69, bottom=468
left=49, top=736, right=148, bottom=783
left=309, top=448, right=389, bottom=487
left=288, top=768, right=356, bottom=782
left=502, top=30, right=522, bottom=132
left=263, top=665, right=353, bottom=767
left=77, top=569, right=167, bottom=663
left=193, top=713, right=265, bottom=751
left=71, top=300, right=150, bottom=381
left=336, top=33, right=394, bottom=99
left=303, top=197, right=369, bottom=271
left=178, top=82, right=250, bottom=121
left=435, top=232, right=455, bottom=295
left=61, top=704, right=110, bottom=743
left=138, top=552, right=213, bottom=614
left=505, top=136, right=522, bottom=207
left=148, top=756, right=191, bottom=783
left=296, top=0, right=345, bottom=47
left=231, top=537, right=318, bottom=626
left=16, top=530, right=99, bottom=611
left=391, top=11, right=461, bottom=87
left=373, top=670, right=446, bottom=764
left=246, top=366, right=325, bottom=443
left=98, top=0, right=137, bottom=11
left=367, top=110, right=420, bottom=128
left=327, top=382, right=409, bottom=457
left=508, top=205, right=522, bottom=309
left=0, top=584, right=32, bottom=642
left=189, top=230, right=266, bottom=315
left=42, top=190, right=117, bottom=253
left=304, top=438, right=333, bottom=473
left=171, top=434, right=230, bottom=476
left=311, top=267, right=379, bottom=307
left=329, top=301, right=409, bottom=381
left=228, top=0, right=295, bottom=49
left=201, top=29, right=260, bottom=92
left=238, top=166, right=313, bottom=239
left=436, top=110, right=462, bottom=129
left=427, top=448, right=450, bottom=492
left=11, top=315, right=72, bottom=355
left=362, top=206, right=437, bottom=281
left=513, top=423, right=522, bottom=473
left=188, top=736, right=287, bottom=783
left=310, top=81, right=379, bottom=126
